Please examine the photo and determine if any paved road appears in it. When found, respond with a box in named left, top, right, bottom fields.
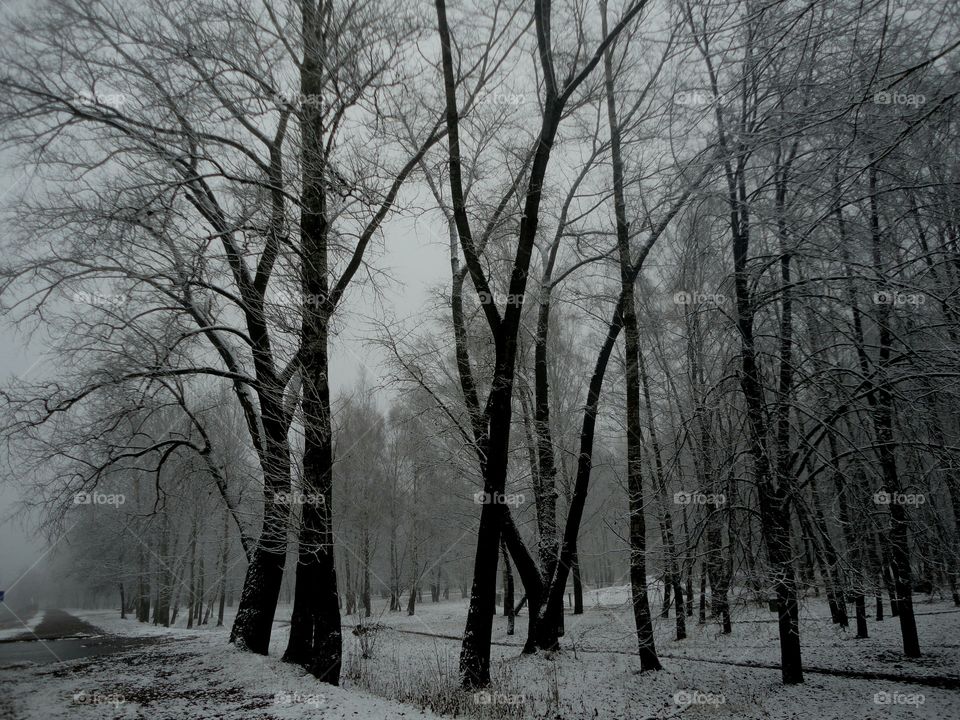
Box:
left=0, top=609, right=159, bottom=667
left=0, top=606, right=37, bottom=634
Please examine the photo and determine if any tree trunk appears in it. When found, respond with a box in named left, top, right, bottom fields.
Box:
left=187, top=511, right=198, bottom=630
left=867, top=162, right=919, bottom=658
left=572, top=551, right=584, bottom=616
left=230, top=429, right=292, bottom=652
left=362, top=527, right=372, bottom=618
left=407, top=530, right=418, bottom=617
left=638, top=346, right=685, bottom=640
left=154, top=513, right=171, bottom=628
left=281, top=17, right=344, bottom=679
left=196, top=551, right=206, bottom=625
left=603, top=15, right=659, bottom=670
left=216, top=509, right=230, bottom=627
left=855, top=594, right=869, bottom=638
left=137, top=547, right=150, bottom=623
left=344, top=552, right=355, bottom=616
left=390, top=525, right=400, bottom=611
left=501, top=542, right=515, bottom=635
left=698, top=563, right=707, bottom=625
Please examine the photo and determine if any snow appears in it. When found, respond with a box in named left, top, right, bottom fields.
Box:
left=1, top=592, right=958, bottom=718
left=0, top=609, right=45, bottom=641
left=67, top=609, right=201, bottom=638
left=0, top=623, right=442, bottom=719
left=329, top=589, right=960, bottom=719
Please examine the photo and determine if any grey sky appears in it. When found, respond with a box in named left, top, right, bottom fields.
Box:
left=0, top=162, right=452, bottom=596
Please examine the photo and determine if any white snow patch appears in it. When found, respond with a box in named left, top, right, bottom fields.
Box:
left=0, top=610, right=45, bottom=641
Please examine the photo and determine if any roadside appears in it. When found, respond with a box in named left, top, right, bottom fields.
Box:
left=0, top=611, right=442, bottom=720
left=0, top=610, right=162, bottom=670
left=0, top=607, right=41, bottom=642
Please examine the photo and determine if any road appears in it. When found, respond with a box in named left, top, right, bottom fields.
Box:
left=0, top=609, right=159, bottom=667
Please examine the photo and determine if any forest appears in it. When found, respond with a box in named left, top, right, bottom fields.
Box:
left=0, top=0, right=958, bottom=718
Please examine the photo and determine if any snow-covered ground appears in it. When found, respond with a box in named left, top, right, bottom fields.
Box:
left=0, top=609, right=44, bottom=641
left=325, top=588, right=960, bottom=719
left=1, top=590, right=957, bottom=718
left=66, top=609, right=200, bottom=638
left=0, top=620, right=442, bottom=720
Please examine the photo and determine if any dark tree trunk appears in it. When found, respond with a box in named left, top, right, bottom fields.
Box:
left=389, top=529, right=400, bottom=611
left=283, top=336, right=342, bottom=683
left=878, top=537, right=899, bottom=617
left=572, top=551, right=584, bottom=616
left=808, top=472, right=847, bottom=627
left=196, top=552, right=206, bottom=625
left=604, top=20, right=659, bottom=670
left=867, top=162, right=919, bottom=658
left=344, top=552, right=356, bottom=616
left=662, top=574, right=671, bottom=619
left=672, top=571, right=685, bottom=638
left=362, top=528, right=372, bottom=618
left=638, top=346, right=685, bottom=640
left=154, top=514, right=171, bottom=628
left=280, top=5, right=348, bottom=680
left=698, top=563, right=707, bottom=625
left=501, top=543, right=515, bottom=635
left=187, top=510, right=198, bottom=630
left=855, top=595, right=869, bottom=638
left=502, top=511, right=544, bottom=653
left=684, top=506, right=695, bottom=616
left=715, top=110, right=803, bottom=682
left=216, top=509, right=230, bottom=628
left=407, top=530, right=418, bottom=617
left=407, top=580, right=417, bottom=616
left=230, top=451, right=289, bottom=652
left=434, top=0, right=649, bottom=685
left=137, top=547, right=150, bottom=623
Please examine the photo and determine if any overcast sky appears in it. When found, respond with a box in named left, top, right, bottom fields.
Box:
left=0, top=153, right=451, bottom=597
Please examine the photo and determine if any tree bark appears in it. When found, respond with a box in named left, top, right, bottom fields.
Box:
left=603, top=10, right=660, bottom=669
left=867, top=162, right=919, bottom=658
left=501, top=542, right=515, bottom=635
left=281, top=5, right=343, bottom=680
